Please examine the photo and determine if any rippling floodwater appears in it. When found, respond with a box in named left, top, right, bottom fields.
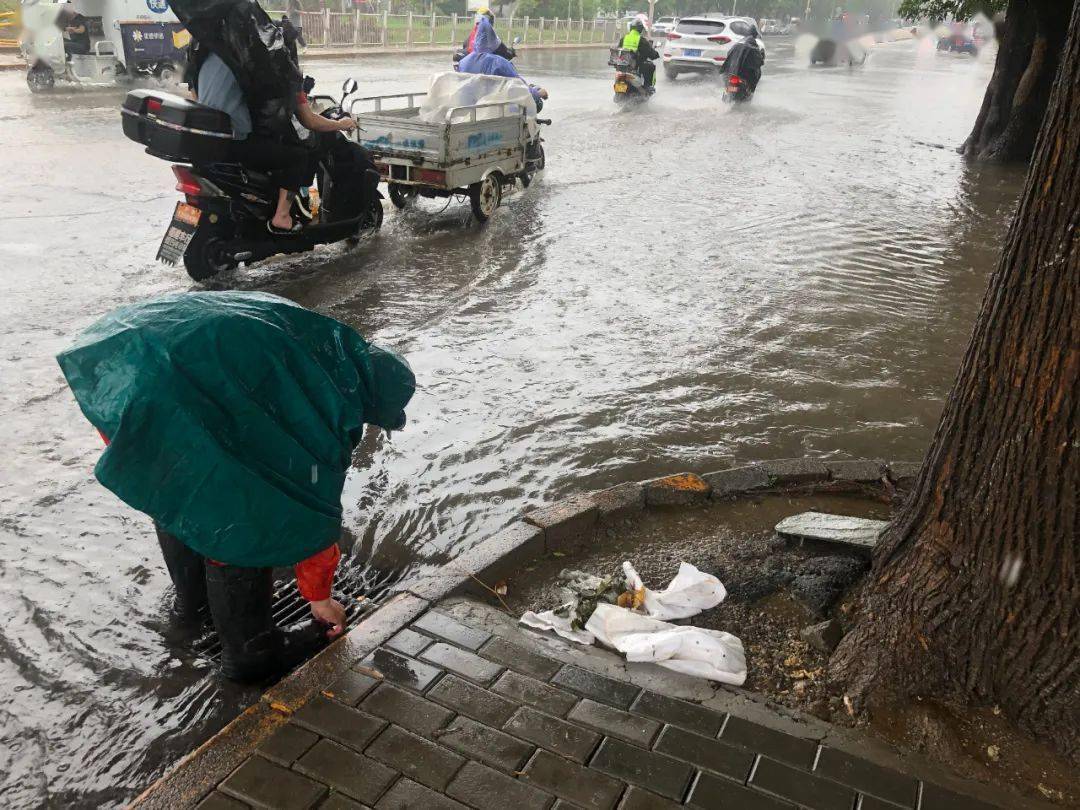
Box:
left=0, top=38, right=1025, bottom=806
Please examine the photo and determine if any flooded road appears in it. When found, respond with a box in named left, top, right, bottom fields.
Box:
left=0, top=38, right=1025, bottom=806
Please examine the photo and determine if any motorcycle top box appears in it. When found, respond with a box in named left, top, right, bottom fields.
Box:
left=122, top=89, right=233, bottom=163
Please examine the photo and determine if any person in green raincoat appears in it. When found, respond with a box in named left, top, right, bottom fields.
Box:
left=59, top=291, right=415, bottom=681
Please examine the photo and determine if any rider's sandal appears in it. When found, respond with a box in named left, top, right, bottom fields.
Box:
left=267, top=220, right=302, bottom=235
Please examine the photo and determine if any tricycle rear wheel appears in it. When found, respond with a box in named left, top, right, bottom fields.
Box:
left=469, top=174, right=502, bottom=222
left=388, top=183, right=417, bottom=210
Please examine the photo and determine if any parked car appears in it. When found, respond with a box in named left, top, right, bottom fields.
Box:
left=662, top=16, right=764, bottom=80
left=760, top=18, right=780, bottom=34
left=780, top=19, right=799, bottom=34
left=651, top=15, right=679, bottom=38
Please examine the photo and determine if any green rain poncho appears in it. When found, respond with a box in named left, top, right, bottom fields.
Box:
left=57, top=291, right=415, bottom=567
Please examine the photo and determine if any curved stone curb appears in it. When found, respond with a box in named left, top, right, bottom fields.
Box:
left=132, top=457, right=920, bottom=807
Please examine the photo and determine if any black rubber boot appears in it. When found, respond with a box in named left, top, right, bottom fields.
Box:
left=155, top=526, right=208, bottom=623
left=205, top=563, right=279, bottom=682
left=204, top=565, right=332, bottom=682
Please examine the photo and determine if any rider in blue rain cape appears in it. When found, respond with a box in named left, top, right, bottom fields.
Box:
left=458, top=16, right=546, bottom=107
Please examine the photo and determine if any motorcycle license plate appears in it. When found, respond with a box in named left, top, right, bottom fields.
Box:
left=683, top=48, right=702, bottom=57
left=156, top=202, right=201, bottom=265
left=614, top=81, right=628, bottom=92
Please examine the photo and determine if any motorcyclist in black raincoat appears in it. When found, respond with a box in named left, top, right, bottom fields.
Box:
left=723, top=27, right=765, bottom=93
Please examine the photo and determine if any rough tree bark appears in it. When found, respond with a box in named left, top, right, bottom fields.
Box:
left=962, top=0, right=1074, bottom=162
left=831, top=1, right=1080, bottom=759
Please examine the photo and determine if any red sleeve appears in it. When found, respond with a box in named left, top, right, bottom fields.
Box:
left=294, top=543, right=341, bottom=602
left=296, top=91, right=309, bottom=106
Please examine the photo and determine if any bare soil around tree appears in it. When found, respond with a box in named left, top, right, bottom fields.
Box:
left=502, top=492, right=1079, bottom=807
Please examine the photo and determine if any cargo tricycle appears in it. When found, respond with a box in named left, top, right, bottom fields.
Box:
left=351, top=88, right=549, bottom=222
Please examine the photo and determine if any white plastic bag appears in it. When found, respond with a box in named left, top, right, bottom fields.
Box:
left=585, top=602, right=747, bottom=685
left=519, top=609, right=595, bottom=645
left=623, top=561, right=727, bottom=620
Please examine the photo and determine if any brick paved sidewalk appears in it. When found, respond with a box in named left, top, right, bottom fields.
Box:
left=189, top=597, right=1033, bottom=810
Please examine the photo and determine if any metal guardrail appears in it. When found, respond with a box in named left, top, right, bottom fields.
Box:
left=262, top=10, right=620, bottom=49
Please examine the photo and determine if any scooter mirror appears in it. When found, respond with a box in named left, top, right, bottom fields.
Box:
left=342, top=78, right=359, bottom=97
left=513, top=36, right=522, bottom=44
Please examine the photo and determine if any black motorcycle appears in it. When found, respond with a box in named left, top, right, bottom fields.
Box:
left=121, top=79, right=382, bottom=281
left=722, top=72, right=753, bottom=103
left=722, top=43, right=763, bottom=104
left=609, top=47, right=654, bottom=105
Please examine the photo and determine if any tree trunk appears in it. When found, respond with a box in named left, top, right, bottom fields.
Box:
left=831, top=0, right=1080, bottom=759
left=961, top=0, right=1074, bottom=162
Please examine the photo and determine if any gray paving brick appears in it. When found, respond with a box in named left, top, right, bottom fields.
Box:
left=374, top=778, right=468, bottom=810
left=359, top=647, right=443, bottom=692
left=480, top=635, right=563, bottom=680
left=421, top=642, right=506, bottom=684
left=919, top=783, right=998, bottom=810
left=504, top=705, right=601, bottom=763
left=630, top=691, right=725, bottom=737
left=720, top=715, right=818, bottom=769
left=749, top=756, right=855, bottom=810
left=257, top=723, right=319, bottom=766
left=366, top=725, right=466, bottom=791
left=590, top=737, right=694, bottom=802
left=361, top=683, right=454, bottom=736
left=653, top=725, right=754, bottom=782
left=196, top=792, right=248, bottom=810
left=412, top=611, right=491, bottom=650
left=384, top=627, right=433, bottom=658
left=319, top=795, right=370, bottom=810
left=551, top=665, right=640, bottom=709
left=427, top=674, right=519, bottom=727
left=292, top=696, right=386, bottom=754
left=522, top=749, right=624, bottom=810
left=219, top=755, right=326, bottom=809
left=446, top=760, right=554, bottom=810
left=618, top=785, right=683, bottom=810
left=568, top=699, right=661, bottom=747
left=325, top=670, right=380, bottom=706
left=815, top=747, right=918, bottom=808
left=438, top=715, right=535, bottom=772
left=493, top=670, right=578, bottom=716
left=687, top=771, right=795, bottom=809
left=294, top=740, right=397, bottom=805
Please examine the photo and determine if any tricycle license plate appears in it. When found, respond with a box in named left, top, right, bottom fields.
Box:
left=683, top=48, right=702, bottom=57
left=614, top=81, right=628, bottom=92
left=156, top=202, right=201, bottom=265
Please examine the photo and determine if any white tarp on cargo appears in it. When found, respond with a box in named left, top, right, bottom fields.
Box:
left=419, top=72, right=537, bottom=133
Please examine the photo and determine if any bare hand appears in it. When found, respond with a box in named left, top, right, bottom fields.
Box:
left=310, top=597, right=347, bottom=639
left=538, top=88, right=549, bottom=100
left=337, top=117, right=357, bottom=132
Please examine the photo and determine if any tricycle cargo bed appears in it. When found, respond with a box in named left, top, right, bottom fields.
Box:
left=351, top=93, right=530, bottom=170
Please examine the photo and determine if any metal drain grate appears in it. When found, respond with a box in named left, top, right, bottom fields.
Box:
left=193, top=564, right=403, bottom=663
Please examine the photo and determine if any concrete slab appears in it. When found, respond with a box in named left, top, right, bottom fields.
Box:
left=774, top=511, right=888, bottom=553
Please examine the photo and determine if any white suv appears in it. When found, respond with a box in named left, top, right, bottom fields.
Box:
left=662, top=16, right=764, bottom=80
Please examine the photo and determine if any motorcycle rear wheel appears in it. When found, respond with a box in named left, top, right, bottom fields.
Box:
left=388, top=183, right=417, bottom=209
left=183, top=222, right=237, bottom=282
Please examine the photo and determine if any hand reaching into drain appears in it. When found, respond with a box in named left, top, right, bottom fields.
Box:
left=310, top=597, right=347, bottom=639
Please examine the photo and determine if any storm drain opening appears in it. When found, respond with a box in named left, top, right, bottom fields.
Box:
left=192, top=564, right=403, bottom=663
